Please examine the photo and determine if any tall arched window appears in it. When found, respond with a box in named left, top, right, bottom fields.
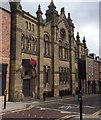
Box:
left=59, top=67, right=61, bottom=84
left=29, top=23, right=31, bottom=31
left=32, top=38, right=37, bottom=53
left=61, top=67, right=63, bottom=84
left=64, top=43, right=68, bottom=59
left=26, top=21, right=28, bottom=30
left=43, top=66, right=46, bottom=85
left=26, top=35, right=29, bottom=50
left=43, top=65, right=50, bottom=85
left=32, top=24, right=34, bottom=31
left=34, top=38, right=37, bottom=53
left=28, top=37, right=31, bottom=51
left=44, top=34, right=50, bottom=56
left=64, top=68, right=66, bottom=84
left=59, top=41, right=63, bottom=58
left=21, top=34, right=25, bottom=50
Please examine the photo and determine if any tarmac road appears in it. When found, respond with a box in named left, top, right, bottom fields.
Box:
left=1, top=94, right=101, bottom=120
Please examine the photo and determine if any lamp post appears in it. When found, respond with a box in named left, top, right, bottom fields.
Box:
left=77, top=58, right=86, bottom=120
left=78, top=58, right=83, bottom=120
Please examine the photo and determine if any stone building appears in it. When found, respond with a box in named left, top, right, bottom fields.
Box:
left=86, top=54, right=95, bottom=94
left=86, top=54, right=100, bottom=94
left=94, top=56, right=100, bottom=93
left=99, top=58, right=101, bottom=93
left=8, top=1, right=89, bottom=101
left=0, top=7, right=11, bottom=101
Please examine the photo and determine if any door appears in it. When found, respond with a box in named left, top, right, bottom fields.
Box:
left=1, top=64, right=7, bottom=96
left=23, top=79, right=30, bottom=97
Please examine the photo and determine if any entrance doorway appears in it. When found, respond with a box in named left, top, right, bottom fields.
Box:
left=0, top=64, right=8, bottom=96
left=23, top=79, right=30, bottom=97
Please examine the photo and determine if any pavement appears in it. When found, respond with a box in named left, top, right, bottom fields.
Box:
left=0, top=95, right=75, bottom=114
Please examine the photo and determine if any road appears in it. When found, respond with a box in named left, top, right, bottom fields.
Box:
left=1, top=94, right=101, bottom=120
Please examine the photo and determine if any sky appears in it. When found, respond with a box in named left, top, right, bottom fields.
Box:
left=1, top=0, right=100, bottom=56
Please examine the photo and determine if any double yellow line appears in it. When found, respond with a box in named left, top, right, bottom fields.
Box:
left=92, top=110, right=101, bottom=116
left=6, top=105, right=33, bottom=114
left=58, top=111, right=101, bottom=120
left=57, top=114, right=79, bottom=120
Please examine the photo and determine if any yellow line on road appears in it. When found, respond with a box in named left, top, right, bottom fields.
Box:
left=92, top=110, right=101, bottom=116
left=6, top=105, right=33, bottom=114
left=58, top=113, right=100, bottom=120
left=57, top=114, right=79, bottom=120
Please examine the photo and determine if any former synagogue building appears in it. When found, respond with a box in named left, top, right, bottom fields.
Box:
left=9, top=1, right=88, bottom=101
left=1, top=1, right=100, bottom=101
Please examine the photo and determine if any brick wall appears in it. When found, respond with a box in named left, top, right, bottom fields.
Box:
left=0, top=8, right=11, bottom=101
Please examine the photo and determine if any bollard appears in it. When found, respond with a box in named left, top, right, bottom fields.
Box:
left=61, top=90, right=63, bottom=99
left=4, top=89, right=7, bottom=109
left=43, top=92, right=46, bottom=101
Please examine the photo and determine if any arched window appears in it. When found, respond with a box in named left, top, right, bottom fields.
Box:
left=32, top=24, right=34, bottom=31
left=61, top=67, right=63, bottom=84
left=43, top=66, right=46, bottom=85
left=28, top=37, right=31, bottom=51
left=64, top=43, right=68, bottom=59
left=26, top=21, right=28, bottom=30
left=26, top=35, right=29, bottom=50
left=34, top=38, right=37, bottom=52
left=64, top=68, right=66, bottom=84
left=32, top=38, right=37, bottom=53
left=44, top=34, right=50, bottom=56
left=66, top=68, right=70, bottom=84
left=43, top=65, right=50, bottom=85
left=59, top=67, right=62, bottom=84
left=29, top=23, right=31, bottom=31
left=31, top=37, right=34, bottom=51
left=59, top=41, right=63, bottom=58
left=21, top=34, right=25, bottom=50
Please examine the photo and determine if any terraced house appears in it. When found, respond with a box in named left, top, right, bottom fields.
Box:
left=1, top=0, right=100, bottom=101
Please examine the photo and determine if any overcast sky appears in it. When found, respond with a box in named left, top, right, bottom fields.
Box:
left=1, top=0, right=100, bottom=56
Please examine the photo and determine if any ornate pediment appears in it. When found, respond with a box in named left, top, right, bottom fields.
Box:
left=58, top=16, right=69, bottom=30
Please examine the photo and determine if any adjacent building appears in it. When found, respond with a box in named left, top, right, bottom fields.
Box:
left=94, top=56, right=100, bottom=93
left=86, top=54, right=100, bottom=94
left=0, top=7, right=11, bottom=101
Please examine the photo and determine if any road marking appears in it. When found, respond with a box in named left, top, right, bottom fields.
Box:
left=92, top=110, right=101, bottom=116
left=57, top=114, right=79, bottom=120
left=36, top=106, right=80, bottom=115
left=83, top=105, right=95, bottom=108
left=60, top=111, right=71, bottom=113
left=75, top=114, right=99, bottom=118
left=62, top=114, right=79, bottom=118
left=59, top=104, right=79, bottom=110
left=59, top=113, right=100, bottom=120
left=4, top=105, right=33, bottom=114
left=59, top=114, right=100, bottom=120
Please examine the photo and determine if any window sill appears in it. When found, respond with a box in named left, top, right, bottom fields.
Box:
left=44, top=55, right=51, bottom=58
left=21, top=49, right=37, bottom=55
left=59, top=58, right=69, bottom=61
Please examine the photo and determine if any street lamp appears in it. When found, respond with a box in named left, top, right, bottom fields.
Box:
left=77, top=58, right=86, bottom=120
